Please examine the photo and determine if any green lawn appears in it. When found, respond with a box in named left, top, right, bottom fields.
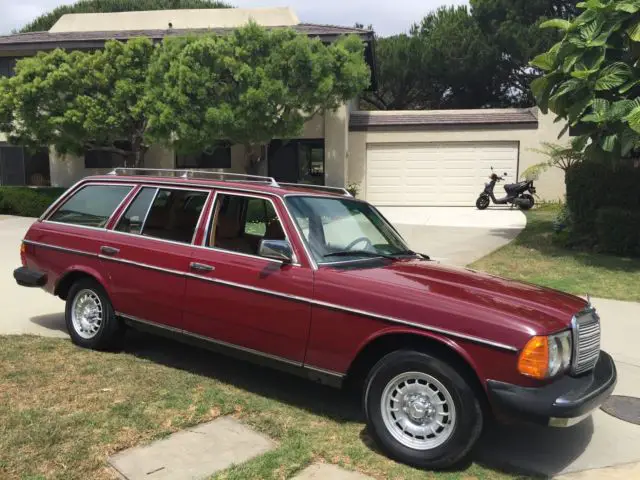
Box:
left=470, top=204, right=640, bottom=302
left=0, top=335, right=517, bottom=480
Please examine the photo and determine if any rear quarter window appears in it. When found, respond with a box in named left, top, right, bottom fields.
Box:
left=48, top=184, right=132, bottom=228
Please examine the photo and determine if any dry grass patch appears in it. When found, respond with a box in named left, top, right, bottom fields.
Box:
left=471, top=205, right=640, bottom=302
left=0, top=334, right=517, bottom=480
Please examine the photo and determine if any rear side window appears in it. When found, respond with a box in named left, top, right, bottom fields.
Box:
left=115, top=187, right=157, bottom=235
left=48, top=184, right=132, bottom=228
left=118, top=188, right=208, bottom=244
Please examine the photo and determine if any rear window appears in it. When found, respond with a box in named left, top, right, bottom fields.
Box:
left=48, top=184, right=132, bottom=228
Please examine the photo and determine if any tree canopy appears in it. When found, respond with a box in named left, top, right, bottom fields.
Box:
left=531, top=0, right=640, bottom=161
left=363, top=0, right=581, bottom=110
left=146, top=23, right=370, bottom=170
left=20, top=0, right=231, bottom=33
left=0, top=38, right=154, bottom=166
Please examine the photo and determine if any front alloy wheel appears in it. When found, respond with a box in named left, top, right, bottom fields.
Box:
left=364, top=350, right=483, bottom=469
left=476, top=195, right=490, bottom=210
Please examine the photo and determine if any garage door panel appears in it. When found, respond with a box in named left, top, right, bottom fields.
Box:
left=366, top=142, right=518, bottom=206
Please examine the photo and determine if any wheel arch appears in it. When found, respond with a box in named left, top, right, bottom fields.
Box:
left=54, top=267, right=109, bottom=301
left=345, top=330, right=489, bottom=410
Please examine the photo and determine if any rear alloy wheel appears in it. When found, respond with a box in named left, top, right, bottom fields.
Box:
left=476, top=195, right=490, bottom=210
left=65, top=279, right=124, bottom=350
left=364, top=350, right=483, bottom=470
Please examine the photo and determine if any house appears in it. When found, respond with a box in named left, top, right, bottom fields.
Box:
left=0, top=7, right=568, bottom=204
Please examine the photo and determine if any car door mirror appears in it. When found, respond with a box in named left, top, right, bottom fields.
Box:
left=258, top=239, right=293, bottom=263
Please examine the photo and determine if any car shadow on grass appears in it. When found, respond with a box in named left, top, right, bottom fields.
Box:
left=122, top=329, right=363, bottom=425
left=120, top=329, right=594, bottom=477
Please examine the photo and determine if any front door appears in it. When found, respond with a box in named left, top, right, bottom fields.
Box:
left=182, top=191, right=313, bottom=364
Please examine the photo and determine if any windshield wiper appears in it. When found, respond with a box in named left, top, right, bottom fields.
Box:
left=323, top=250, right=397, bottom=260
left=392, top=249, right=431, bottom=260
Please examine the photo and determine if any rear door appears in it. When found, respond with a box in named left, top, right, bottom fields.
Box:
left=100, top=185, right=210, bottom=329
left=182, top=191, right=313, bottom=364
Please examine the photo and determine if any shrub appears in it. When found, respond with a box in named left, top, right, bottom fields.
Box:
left=0, top=187, right=66, bottom=217
left=595, top=208, right=640, bottom=257
left=346, top=182, right=361, bottom=198
left=566, top=162, right=640, bottom=234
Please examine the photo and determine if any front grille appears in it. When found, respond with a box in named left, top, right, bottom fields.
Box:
left=572, top=310, right=601, bottom=375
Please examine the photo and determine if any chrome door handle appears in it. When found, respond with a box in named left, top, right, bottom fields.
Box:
left=100, top=246, right=120, bottom=256
left=190, top=262, right=215, bottom=273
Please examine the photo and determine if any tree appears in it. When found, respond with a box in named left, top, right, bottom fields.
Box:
left=20, top=0, right=231, bottom=33
left=362, top=7, right=502, bottom=110
left=470, top=0, right=581, bottom=107
left=146, top=23, right=370, bottom=172
left=530, top=0, right=640, bottom=162
left=0, top=38, right=154, bottom=167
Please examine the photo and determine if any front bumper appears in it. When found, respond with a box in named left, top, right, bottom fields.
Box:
left=13, top=266, right=47, bottom=288
left=487, top=351, right=617, bottom=427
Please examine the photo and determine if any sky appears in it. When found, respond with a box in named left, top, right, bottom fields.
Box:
left=0, top=0, right=469, bottom=36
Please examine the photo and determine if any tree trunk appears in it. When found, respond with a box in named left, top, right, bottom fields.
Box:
left=244, top=143, right=266, bottom=175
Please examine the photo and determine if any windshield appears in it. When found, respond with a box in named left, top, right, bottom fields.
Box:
left=285, top=196, right=410, bottom=264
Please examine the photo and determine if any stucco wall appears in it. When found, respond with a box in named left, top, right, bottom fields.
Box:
left=324, top=105, right=349, bottom=187
left=48, top=113, right=326, bottom=186
left=348, top=110, right=569, bottom=202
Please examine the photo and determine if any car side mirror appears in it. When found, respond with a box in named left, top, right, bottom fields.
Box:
left=258, top=239, right=293, bottom=264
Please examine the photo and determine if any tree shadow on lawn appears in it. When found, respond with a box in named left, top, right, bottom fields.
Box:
left=121, top=329, right=594, bottom=477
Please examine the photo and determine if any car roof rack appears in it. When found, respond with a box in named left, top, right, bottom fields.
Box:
left=277, top=182, right=352, bottom=197
left=108, top=168, right=279, bottom=187
left=107, top=168, right=352, bottom=197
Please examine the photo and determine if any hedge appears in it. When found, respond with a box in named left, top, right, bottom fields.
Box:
left=0, top=187, right=67, bottom=217
left=566, top=162, right=640, bottom=235
left=595, top=208, right=640, bottom=256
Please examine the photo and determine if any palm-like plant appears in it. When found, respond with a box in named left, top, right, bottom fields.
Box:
left=521, top=138, right=585, bottom=180
left=530, top=0, right=640, bottom=161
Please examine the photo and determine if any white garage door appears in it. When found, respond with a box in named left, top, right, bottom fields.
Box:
left=366, top=142, right=519, bottom=206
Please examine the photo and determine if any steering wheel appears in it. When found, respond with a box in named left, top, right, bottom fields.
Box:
left=344, top=236, right=372, bottom=251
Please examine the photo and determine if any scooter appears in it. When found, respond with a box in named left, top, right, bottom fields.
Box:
left=476, top=167, right=536, bottom=210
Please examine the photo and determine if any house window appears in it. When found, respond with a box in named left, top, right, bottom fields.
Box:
left=0, top=57, right=17, bottom=78
left=268, top=139, right=325, bottom=185
left=84, top=141, right=132, bottom=168
left=176, top=144, right=232, bottom=169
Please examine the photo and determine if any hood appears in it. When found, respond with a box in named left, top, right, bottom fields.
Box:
left=329, top=258, right=587, bottom=338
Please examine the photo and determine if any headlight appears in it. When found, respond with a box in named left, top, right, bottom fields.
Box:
left=518, top=331, right=572, bottom=380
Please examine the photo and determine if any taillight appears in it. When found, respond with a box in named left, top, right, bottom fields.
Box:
left=20, top=242, right=27, bottom=266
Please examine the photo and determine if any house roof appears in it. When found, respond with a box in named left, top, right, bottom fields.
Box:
left=349, top=109, right=539, bottom=130
left=0, top=24, right=373, bottom=52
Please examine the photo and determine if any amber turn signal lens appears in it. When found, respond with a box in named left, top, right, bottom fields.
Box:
left=518, top=336, right=549, bottom=379
left=20, top=243, right=26, bottom=255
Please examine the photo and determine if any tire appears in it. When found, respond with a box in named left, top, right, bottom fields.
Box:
left=518, top=194, right=535, bottom=211
left=65, top=278, right=124, bottom=350
left=363, top=350, right=483, bottom=470
left=476, top=195, right=490, bottom=210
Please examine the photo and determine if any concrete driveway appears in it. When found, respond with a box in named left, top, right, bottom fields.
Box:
left=377, top=206, right=527, bottom=266
left=1, top=214, right=639, bottom=477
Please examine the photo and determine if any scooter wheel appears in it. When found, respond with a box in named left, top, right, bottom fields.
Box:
left=519, top=194, right=535, bottom=211
left=476, top=195, right=490, bottom=210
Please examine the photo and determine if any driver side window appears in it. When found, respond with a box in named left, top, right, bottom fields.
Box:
left=208, top=193, right=286, bottom=257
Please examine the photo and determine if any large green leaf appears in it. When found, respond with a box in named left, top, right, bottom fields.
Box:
left=620, top=78, right=640, bottom=93
left=616, top=2, right=640, bottom=14
left=530, top=52, right=557, bottom=71
left=628, top=20, right=640, bottom=42
left=600, top=133, right=619, bottom=152
left=626, top=105, right=640, bottom=133
left=540, top=19, right=573, bottom=31
left=595, top=62, right=632, bottom=90
left=620, top=128, right=640, bottom=155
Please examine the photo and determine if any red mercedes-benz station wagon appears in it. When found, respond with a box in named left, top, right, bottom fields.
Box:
left=14, top=168, right=616, bottom=469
